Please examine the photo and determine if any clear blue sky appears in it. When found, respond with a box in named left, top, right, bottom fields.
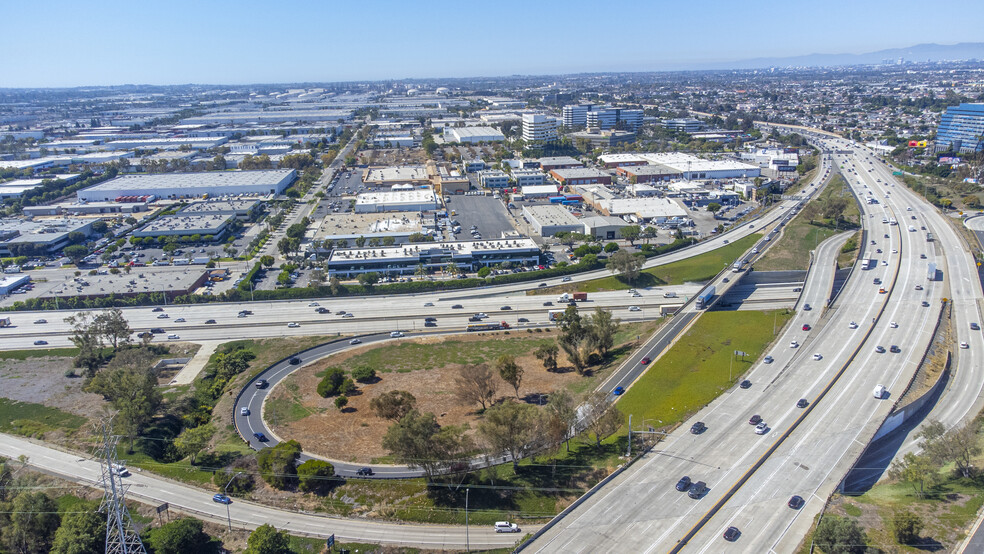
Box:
left=2, top=0, right=981, bottom=87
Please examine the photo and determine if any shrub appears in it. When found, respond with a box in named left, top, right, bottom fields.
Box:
left=296, top=459, right=335, bottom=493
left=317, top=367, right=348, bottom=397
left=351, top=366, right=376, bottom=383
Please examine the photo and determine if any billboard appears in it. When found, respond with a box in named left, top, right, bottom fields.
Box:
left=939, top=156, right=961, bottom=164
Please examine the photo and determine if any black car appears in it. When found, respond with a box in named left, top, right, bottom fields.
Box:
left=424, top=317, right=437, bottom=322
left=468, top=316, right=482, bottom=322
left=451, top=304, right=463, bottom=309
left=690, top=422, right=706, bottom=434
left=317, top=307, right=330, bottom=314
left=739, top=380, right=752, bottom=389
left=289, top=357, right=301, bottom=365
left=797, top=398, right=809, bottom=408
left=788, top=495, right=805, bottom=509
left=356, top=467, right=374, bottom=476
left=150, top=327, right=166, bottom=334
left=688, top=481, right=708, bottom=499
left=723, top=526, right=741, bottom=542
left=152, top=307, right=164, bottom=312
left=204, top=319, right=217, bottom=324
left=890, top=345, right=901, bottom=353
left=675, top=476, right=692, bottom=492
left=253, top=432, right=267, bottom=442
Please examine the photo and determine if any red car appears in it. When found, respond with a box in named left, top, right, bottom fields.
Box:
left=802, top=324, right=811, bottom=331
left=640, top=357, right=651, bottom=365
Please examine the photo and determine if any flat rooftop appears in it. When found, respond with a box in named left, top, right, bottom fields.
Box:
left=314, top=212, right=425, bottom=238
left=364, top=166, right=430, bottom=183
left=523, top=204, right=582, bottom=227
left=179, top=199, right=261, bottom=214
left=41, top=266, right=208, bottom=299
left=549, top=168, right=611, bottom=180
left=137, top=214, right=230, bottom=234
left=81, top=170, right=295, bottom=194
left=329, top=237, right=539, bottom=262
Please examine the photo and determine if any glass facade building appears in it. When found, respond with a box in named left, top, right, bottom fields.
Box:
left=936, top=103, right=984, bottom=153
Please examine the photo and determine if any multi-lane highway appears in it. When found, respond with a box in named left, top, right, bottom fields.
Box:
left=524, top=134, right=975, bottom=553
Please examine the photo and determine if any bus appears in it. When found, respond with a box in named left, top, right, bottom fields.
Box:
left=466, top=321, right=510, bottom=332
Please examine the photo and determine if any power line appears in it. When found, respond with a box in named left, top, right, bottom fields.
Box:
left=99, top=423, right=146, bottom=554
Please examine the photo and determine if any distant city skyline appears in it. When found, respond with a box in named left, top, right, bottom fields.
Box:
left=2, top=0, right=983, bottom=88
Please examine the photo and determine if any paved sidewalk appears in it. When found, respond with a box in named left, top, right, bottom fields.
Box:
left=169, top=340, right=223, bottom=385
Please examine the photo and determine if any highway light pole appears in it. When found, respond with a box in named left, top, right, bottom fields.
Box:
left=224, top=471, right=244, bottom=531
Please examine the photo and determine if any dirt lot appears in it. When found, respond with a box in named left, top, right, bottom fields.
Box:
left=0, top=356, right=105, bottom=420
left=268, top=332, right=597, bottom=463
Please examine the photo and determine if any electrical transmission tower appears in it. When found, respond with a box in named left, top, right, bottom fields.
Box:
left=99, top=424, right=146, bottom=554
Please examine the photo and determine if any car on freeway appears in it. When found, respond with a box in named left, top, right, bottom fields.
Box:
left=287, top=322, right=299, bottom=328
left=802, top=324, right=811, bottom=331
left=922, top=301, right=930, bottom=307
left=289, top=357, right=301, bottom=365
left=152, top=307, right=164, bottom=312
left=723, top=526, right=741, bottom=542
left=675, top=476, right=692, bottom=492
left=812, top=353, right=823, bottom=360
left=240, top=407, right=250, bottom=416
left=157, top=313, right=169, bottom=319
left=167, top=334, right=179, bottom=340
left=316, top=307, right=330, bottom=314
left=690, top=421, right=707, bottom=434
left=343, top=313, right=354, bottom=318
left=538, top=282, right=547, bottom=287
left=748, top=414, right=762, bottom=425
left=499, top=306, right=511, bottom=311
left=33, top=319, right=46, bottom=324
left=890, top=321, right=898, bottom=328
left=34, top=340, right=47, bottom=345
left=212, top=494, right=232, bottom=504
left=451, top=304, right=463, bottom=309
left=356, top=467, right=374, bottom=476
left=562, top=276, right=572, bottom=282
left=205, top=319, right=216, bottom=324
left=543, top=301, right=553, bottom=306
left=920, top=253, right=927, bottom=259
left=336, top=310, right=346, bottom=315
left=754, top=422, right=768, bottom=435
left=252, top=432, right=267, bottom=442
left=612, top=386, right=625, bottom=396
left=875, top=345, right=885, bottom=353
left=629, top=306, right=641, bottom=312
left=424, top=302, right=434, bottom=306
left=763, top=355, right=774, bottom=364
left=390, top=331, right=404, bottom=338
left=972, top=323, right=980, bottom=330
left=688, top=481, right=708, bottom=499
left=494, top=521, right=520, bottom=533
left=803, top=303, right=811, bottom=311
left=517, top=317, right=529, bottom=322
left=797, top=398, right=809, bottom=408
left=640, top=357, right=651, bottom=365
left=915, top=284, right=924, bottom=290
left=849, top=321, right=858, bottom=329
left=254, top=379, right=268, bottom=389
left=788, top=495, right=805, bottom=509
left=308, top=302, right=319, bottom=307
left=739, top=380, right=752, bottom=389
left=349, top=338, right=362, bottom=345
left=890, top=345, right=901, bottom=353
left=961, top=342, right=969, bottom=349
left=789, top=340, right=799, bottom=348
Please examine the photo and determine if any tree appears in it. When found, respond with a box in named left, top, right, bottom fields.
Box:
left=382, top=410, right=474, bottom=480
left=256, top=440, right=301, bottom=489
left=173, top=423, right=213, bottom=465
left=494, top=355, right=524, bottom=398
left=94, top=308, right=131, bottom=351
left=454, top=363, right=498, bottom=410
left=50, top=505, right=105, bottom=554
left=546, top=389, right=578, bottom=452
left=641, top=226, right=657, bottom=244
left=64, top=244, right=88, bottom=265
left=260, top=255, right=275, bottom=267
left=351, top=365, right=376, bottom=382
left=587, top=308, right=620, bottom=358
left=619, top=225, right=641, bottom=245
left=603, top=242, right=619, bottom=253
left=64, top=311, right=104, bottom=377
left=245, top=524, right=291, bottom=554
left=478, top=400, right=541, bottom=469
left=370, top=390, right=417, bottom=421
left=328, top=276, right=341, bottom=295
left=920, top=419, right=981, bottom=478
left=144, top=517, right=219, bottom=554
left=477, top=267, right=492, bottom=278
left=334, top=395, right=349, bottom=410
left=277, top=237, right=292, bottom=258
left=888, top=451, right=937, bottom=498
left=296, top=459, right=335, bottom=494
left=813, top=515, right=868, bottom=554
left=706, top=202, right=722, bottom=213
left=3, top=492, right=60, bottom=554
left=606, top=250, right=645, bottom=283
left=533, top=342, right=559, bottom=371
left=584, top=392, right=623, bottom=447
left=86, top=359, right=162, bottom=452
left=357, top=272, right=379, bottom=288
left=891, top=510, right=923, bottom=545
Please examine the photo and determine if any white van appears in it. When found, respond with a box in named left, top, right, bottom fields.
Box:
left=663, top=291, right=677, bottom=298
left=873, top=384, right=886, bottom=399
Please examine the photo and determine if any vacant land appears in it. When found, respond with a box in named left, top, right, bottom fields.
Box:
left=615, top=309, right=793, bottom=433
left=268, top=322, right=657, bottom=462
left=756, top=174, right=861, bottom=271
left=535, top=233, right=762, bottom=295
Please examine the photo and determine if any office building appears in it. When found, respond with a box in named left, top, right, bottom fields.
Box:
left=522, top=205, right=583, bottom=237
left=936, top=103, right=984, bottom=153
left=549, top=168, right=612, bottom=186
left=444, top=126, right=505, bottom=144
left=478, top=170, right=511, bottom=189
left=326, top=238, right=540, bottom=277
left=563, top=104, right=594, bottom=127
left=512, top=169, right=545, bottom=187
left=354, top=189, right=439, bottom=213
left=522, top=114, right=560, bottom=144
left=586, top=108, right=644, bottom=130
left=662, top=118, right=705, bottom=133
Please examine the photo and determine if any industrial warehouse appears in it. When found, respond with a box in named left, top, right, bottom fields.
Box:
left=75, top=169, right=297, bottom=202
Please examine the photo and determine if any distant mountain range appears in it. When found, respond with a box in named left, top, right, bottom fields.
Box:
left=712, top=42, right=984, bottom=70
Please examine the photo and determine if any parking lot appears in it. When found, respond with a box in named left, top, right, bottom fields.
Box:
left=446, top=195, right=517, bottom=240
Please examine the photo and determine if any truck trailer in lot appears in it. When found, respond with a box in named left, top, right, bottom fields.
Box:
left=695, top=285, right=716, bottom=310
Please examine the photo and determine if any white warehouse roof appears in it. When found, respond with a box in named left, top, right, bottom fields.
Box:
left=77, top=169, right=296, bottom=202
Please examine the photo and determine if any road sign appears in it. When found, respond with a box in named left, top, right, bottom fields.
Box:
left=327, top=534, right=335, bottom=549
left=155, top=503, right=168, bottom=514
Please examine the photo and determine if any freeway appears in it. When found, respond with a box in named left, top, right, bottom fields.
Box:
left=0, top=433, right=527, bottom=550
left=525, top=135, right=957, bottom=553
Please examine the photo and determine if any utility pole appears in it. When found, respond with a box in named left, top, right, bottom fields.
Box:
left=465, top=487, right=470, bottom=553
left=224, top=472, right=244, bottom=531
left=99, top=423, right=146, bottom=554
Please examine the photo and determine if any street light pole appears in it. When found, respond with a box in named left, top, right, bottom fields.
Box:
left=224, top=471, right=244, bottom=532
left=465, top=487, right=470, bottom=553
